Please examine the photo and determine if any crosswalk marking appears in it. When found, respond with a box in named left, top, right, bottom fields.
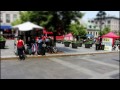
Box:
left=49, top=58, right=102, bottom=77
left=80, top=57, right=119, bottom=69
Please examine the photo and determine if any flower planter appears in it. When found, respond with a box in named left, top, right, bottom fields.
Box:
left=85, top=44, right=91, bottom=48
left=95, top=44, right=105, bottom=50
left=101, top=45, right=105, bottom=50
left=0, top=41, right=6, bottom=49
left=89, top=44, right=93, bottom=47
left=96, top=44, right=100, bottom=50
left=64, top=42, right=71, bottom=47
left=72, top=43, right=78, bottom=49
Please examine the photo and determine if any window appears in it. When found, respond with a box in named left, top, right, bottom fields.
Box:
left=6, top=14, right=10, bottom=23
left=0, top=13, right=3, bottom=22
left=89, top=25, right=92, bottom=28
left=90, top=32, right=92, bottom=34
left=13, top=14, right=17, bottom=21
left=94, top=26, right=96, bottom=29
left=91, top=20, right=94, bottom=23
left=108, top=20, right=111, bottom=24
left=88, top=32, right=89, bottom=34
left=93, top=32, right=95, bottom=36
left=96, top=32, right=97, bottom=36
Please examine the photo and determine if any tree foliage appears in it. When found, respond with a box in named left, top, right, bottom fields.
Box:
left=69, top=23, right=87, bottom=36
left=12, top=11, right=84, bottom=33
left=99, top=26, right=111, bottom=35
left=11, top=19, right=22, bottom=26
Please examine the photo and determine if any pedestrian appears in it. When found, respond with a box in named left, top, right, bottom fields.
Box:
left=41, top=36, right=46, bottom=55
left=94, top=38, right=96, bottom=44
left=31, top=41, right=38, bottom=55
left=16, top=37, right=25, bottom=60
left=38, top=37, right=43, bottom=55
left=27, top=37, right=32, bottom=55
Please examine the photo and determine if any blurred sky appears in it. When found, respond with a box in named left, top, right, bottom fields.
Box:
left=81, top=11, right=119, bottom=22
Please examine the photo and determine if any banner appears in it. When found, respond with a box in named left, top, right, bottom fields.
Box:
left=102, top=38, right=113, bottom=51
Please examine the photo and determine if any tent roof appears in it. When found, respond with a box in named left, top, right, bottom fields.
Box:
left=86, top=34, right=94, bottom=37
left=102, top=32, right=119, bottom=39
left=65, top=33, right=73, bottom=37
left=13, top=21, right=43, bottom=31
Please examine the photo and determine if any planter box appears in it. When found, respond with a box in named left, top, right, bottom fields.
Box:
left=64, top=42, right=71, bottom=47
left=96, top=44, right=105, bottom=50
left=96, top=44, right=100, bottom=50
left=101, top=45, right=105, bottom=50
left=85, top=44, right=91, bottom=48
left=0, top=41, right=6, bottom=49
left=77, top=43, right=82, bottom=47
left=72, top=43, right=78, bottom=49
left=89, top=44, right=93, bottom=47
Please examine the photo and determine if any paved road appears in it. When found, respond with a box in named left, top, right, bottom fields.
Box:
left=1, top=53, right=119, bottom=79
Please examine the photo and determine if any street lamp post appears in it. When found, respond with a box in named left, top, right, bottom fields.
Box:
left=96, top=11, right=106, bottom=47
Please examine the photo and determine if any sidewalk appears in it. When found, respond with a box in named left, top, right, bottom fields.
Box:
left=1, top=40, right=119, bottom=60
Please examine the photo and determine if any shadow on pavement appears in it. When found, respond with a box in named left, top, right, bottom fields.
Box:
left=57, top=47, right=77, bottom=53
left=112, top=59, right=120, bottom=62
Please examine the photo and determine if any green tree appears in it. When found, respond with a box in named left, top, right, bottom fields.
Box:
left=12, top=11, right=84, bottom=45
left=99, top=26, right=111, bottom=35
left=69, top=23, right=87, bottom=36
left=69, top=23, right=79, bottom=36
left=11, top=19, right=22, bottom=26
left=19, top=11, right=31, bottom=22
left=11, top=11, right=30, bottom=26
left=78, top=25, right=87, bottom=36
left=17, top=11, right=84, bottom=32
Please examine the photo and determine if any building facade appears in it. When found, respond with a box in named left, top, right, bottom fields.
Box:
left=0, top=11, right=20, bottom=26
left=86, top=21, right=100, bottom=38
left=91, top=16, right=120, bottom=34
left=80, top=19, right=100, bottom=38
left=0, top=11, right=20, bottom=38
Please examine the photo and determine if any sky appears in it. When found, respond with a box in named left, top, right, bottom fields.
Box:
left=81, top=11, right=119, bottom=22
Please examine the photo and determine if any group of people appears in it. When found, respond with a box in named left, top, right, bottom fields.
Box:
left=16, top=36, right=54, bottom=60
left=27, top=36, right=53, bottom=55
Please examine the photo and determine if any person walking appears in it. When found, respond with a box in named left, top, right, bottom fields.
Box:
left=38, top=37, right=43, bottom=55
left=16, top=37, right=25, bottom=60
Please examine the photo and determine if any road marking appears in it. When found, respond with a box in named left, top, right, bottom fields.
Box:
left=80, top=57, right=119, bottom=69
left=49, top=58, right=101, bottom=77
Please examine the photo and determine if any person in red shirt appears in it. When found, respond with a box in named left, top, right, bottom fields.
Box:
left=17, top=37, right=25, bottom=60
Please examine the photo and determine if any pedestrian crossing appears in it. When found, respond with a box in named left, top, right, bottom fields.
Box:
left=49, top=56, right=119, bottom=79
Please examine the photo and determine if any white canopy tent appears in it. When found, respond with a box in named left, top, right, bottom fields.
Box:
left=13, top=21, right=43, bottom=31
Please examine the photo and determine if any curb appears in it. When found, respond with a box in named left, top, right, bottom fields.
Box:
left=1, top=51, right=118, bottom=60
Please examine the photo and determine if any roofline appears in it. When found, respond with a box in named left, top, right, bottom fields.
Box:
left=94, top=16, right=120, bottom=20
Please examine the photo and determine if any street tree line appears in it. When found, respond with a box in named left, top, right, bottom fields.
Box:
left=12, top=11, right=111, bottom=38
left=12, top=11, right=87, bottom=36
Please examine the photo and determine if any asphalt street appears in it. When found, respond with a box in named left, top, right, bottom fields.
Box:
left=1, top=53, right=119, bottom=79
